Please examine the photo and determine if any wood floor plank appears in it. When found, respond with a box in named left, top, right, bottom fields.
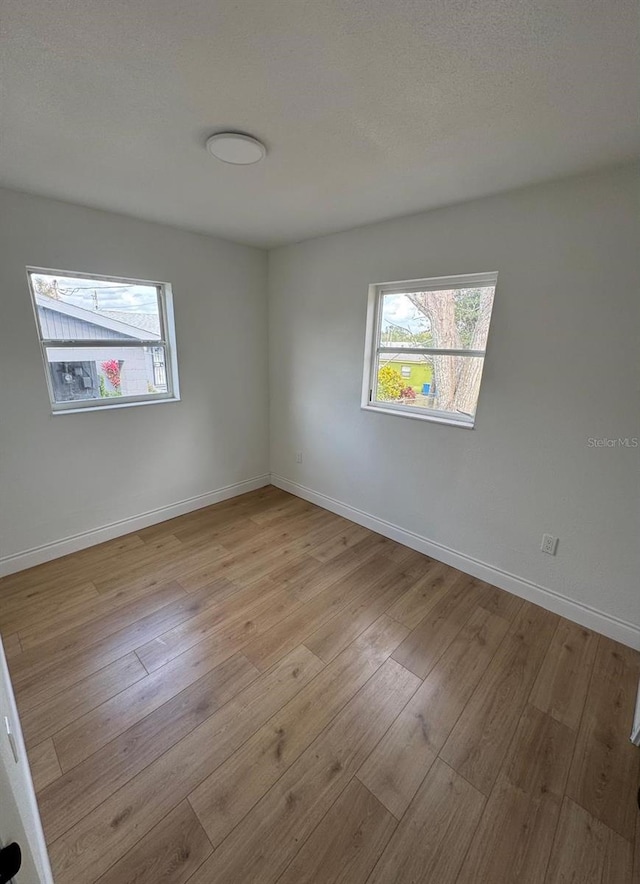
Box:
left=0, top=533, right=146, bottom=596
left=52, top=614, right=264, bottom=770
left=376, top=539, right=429, bottom=570
left=47, top=645, right=323, bottom=884
left=391, top=573, right=486, bottom=679
left=2, top=488, right=635, bottom=884
left=208, top=511, right=327, bottom=560
left=151, top=507, right=244, bottom=549
left=225, top=506, right=338, bottom=550
left=545, top=797, right=634, bottom=884
left=456, top=705, right=575, bottom=884
left=174, top=549, right=246, bottom=592
left=566, top=636, right=640, bottom=841
left=1, top=632, right=21, bottom=659
left=135, top=580, right=299, bottom=672
left=357, top=606, right=508, bottom=817
left=202, top=517, right=354, bottom=589
left=179, top=505, right=332, bottom=554
left=274, top=534, right=393, bottom=604
left=0, top=567, right=92, bottom=602
left=309, top=522, right=372, bottom=562
left=0, top=582, right=99, bottom=634
left=19, top=577, right=196, bottom=651
left=186, top=658, right=420, bottom=884
left=93, top=543, right=229, bottom=599
left=247, top=495, right=313, bottom=527
left=385, top=561, right=457, bottom=629
left=263, top=554, right=327, bottom=592
left=164, top=500, right=315, bottom=564
left=304, top=570, right=420, bottom=663
left=478, top=583, right=525, bottom=623
left=189, top=615, right=409, bottom=846
left=242, top=553, right=402, bottom=671
left=77, top=534, right=188, bottom=596
left=13, top=583, right=226, bottom=710
left=28, top=738, right=62, bottom=793
left=367, top=758, right=486, bottom=884
left=8, top=581, right=186, bottom=687
left=94, top=801, right=213, bottom=884
left=40, top=653, right=259, bottom=843
left=235, top=525, right=370, bottom=586
left=529, top=619, right=598, bottom=730
left=276, top=778, right=397, bottom=884
left=19, top=652, right=147, bottom=748
left=440, top=602, right=558, bottom=795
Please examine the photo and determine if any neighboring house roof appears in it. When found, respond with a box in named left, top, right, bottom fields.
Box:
left=379, top=342, right=433, bottom=364
left=101, top=311, right=161, bottom=336
left=379, top=352, right=430, bottom=364
left=35, top=294, right=161, bottom=341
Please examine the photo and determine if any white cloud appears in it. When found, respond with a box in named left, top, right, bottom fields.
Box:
left=34, top=274, right=158, bottom=314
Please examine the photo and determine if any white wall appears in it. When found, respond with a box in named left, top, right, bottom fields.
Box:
left=2, top=168, right=638, bottom=646
left=0, top=188, right=269, bottom=568
left=268, top=164, right=640, bottom=643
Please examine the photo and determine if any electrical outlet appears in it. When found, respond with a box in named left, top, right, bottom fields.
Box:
left=540, top=534, right=558, bottom=556
left=295, top=452, right=303, bottom=463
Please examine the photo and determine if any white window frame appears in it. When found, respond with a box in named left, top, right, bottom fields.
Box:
left=26, top=267, right=181, bottom=414
left=361, top=271, right=497, bottom=429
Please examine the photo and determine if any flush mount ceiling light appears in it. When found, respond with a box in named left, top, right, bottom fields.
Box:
left=206, top=132, right=266, bottom=165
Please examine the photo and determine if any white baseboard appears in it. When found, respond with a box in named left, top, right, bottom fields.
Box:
left=0, top=474, right=271, bottom=578
left=271, top=473, right=640, bottom=651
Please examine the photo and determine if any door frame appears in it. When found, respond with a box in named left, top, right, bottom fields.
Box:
left=0, top=638, right=54, bottom=883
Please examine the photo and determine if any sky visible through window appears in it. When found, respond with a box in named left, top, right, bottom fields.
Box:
left=381, top=293, right=427, bottom=335
left=32, top=273, right=159, bottom=315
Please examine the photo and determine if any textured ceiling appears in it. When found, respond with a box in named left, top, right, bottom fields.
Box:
left=1, top=0, right=638, bottom=247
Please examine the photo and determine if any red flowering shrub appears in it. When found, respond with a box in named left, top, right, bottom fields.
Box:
left=101, top=359, right=121, bottom=390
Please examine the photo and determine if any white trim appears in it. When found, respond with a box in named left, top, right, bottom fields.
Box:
left=0, top=475, right=270, bottom=577
left=50, top=394, right=180, bottom=415
left=361, top=403, right=474, bottom=428
left=271, top=474, right=640, bottom=651
left=25, top=268, right=179, bottom=414
left=0, top=640, right=55, bottom=883
left=26, top=265, right=172, bottom=291
left=631, top=679, right=640, bottom=746
left=361, top=272, right=497, bottom=428
left=378, top=347, right=486, bottom=357
left=379, top=271, right=499, bottom=295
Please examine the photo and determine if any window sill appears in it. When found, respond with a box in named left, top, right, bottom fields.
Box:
left=361, top=403, right=475, bottom=429
left=51, top=395, right=181, bottom=415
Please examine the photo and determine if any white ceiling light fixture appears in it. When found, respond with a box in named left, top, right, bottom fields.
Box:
left=206, top=132, right=266, bottom=165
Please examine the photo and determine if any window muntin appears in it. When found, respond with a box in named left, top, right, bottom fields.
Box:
left=363, top=272, right=497, bottom=427
left=27, top=269, right=179, bottom=412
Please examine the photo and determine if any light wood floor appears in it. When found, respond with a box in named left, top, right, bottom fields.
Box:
left=1, top=486, right=638, bottom=883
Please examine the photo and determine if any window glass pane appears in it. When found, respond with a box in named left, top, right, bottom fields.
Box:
left=44, top=345, right=168, bottom=404
left=31, top=273, right=162, bottom=342
left=380, top=286, right=495, bottom=351
left=374, top=351, right=485, bottom=419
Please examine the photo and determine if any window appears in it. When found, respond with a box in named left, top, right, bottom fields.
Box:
left=362, top=272, right=497, bottom=428
left=27, top=268, right=180, bottom=413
